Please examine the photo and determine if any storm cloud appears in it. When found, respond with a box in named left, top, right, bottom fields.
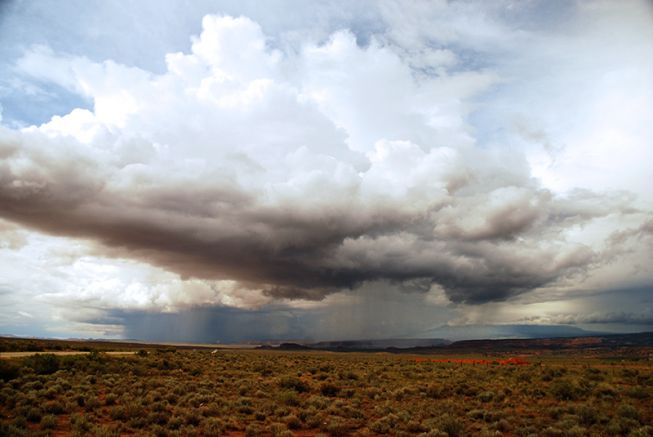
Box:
left=0, top=14, right=647, bottom=305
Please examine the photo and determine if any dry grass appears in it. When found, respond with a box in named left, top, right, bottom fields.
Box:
left=0, top=345, right=652, bottom=436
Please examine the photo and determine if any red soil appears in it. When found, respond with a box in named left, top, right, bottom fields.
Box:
left=414, top=357, right=529, bottom=365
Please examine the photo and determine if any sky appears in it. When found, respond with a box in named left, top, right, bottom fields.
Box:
left=0, top=0, right=652, bottom=342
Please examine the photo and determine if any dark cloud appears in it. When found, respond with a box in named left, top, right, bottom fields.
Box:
left=100, top=282, right=455, bottom=343
left=545, top=310, right=653, bottom=326
left=104, top=306, right=303, bottom=344
left=2, top=125, right=645, bottom=305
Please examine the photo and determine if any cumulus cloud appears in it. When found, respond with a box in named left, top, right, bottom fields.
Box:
left=1, top=4, right=652, bottom=327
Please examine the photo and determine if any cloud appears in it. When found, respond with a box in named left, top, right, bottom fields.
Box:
left=546, top=311, right=653, bottom=326
left=102, top=281, right=457, bottom=343
left=0, top=219, right=27, bottom=249
left=1, top=5, right=652, bottom=324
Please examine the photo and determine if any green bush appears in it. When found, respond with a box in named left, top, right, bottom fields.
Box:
left=204, top=417, right=225, bottom=436
left=279, top=390, right=300, bottom=406
left=40, top=414, right=58, bottom=429
left=25, top=407, right=42, bottom=422
left=371, top=414, right=400, bottom=434
left=630, top=426, right=653, bottom=437
left=626, top=386, right=650, bottom=400
left=425, top=384, right=449, bottom=399
left=550, top=379, right=581, bottom=401
left=438, top=414, right=464, bottom=437
left=70, top=413, right=91, bottom=434
left=24, top=354, right=60, bottom=375
left=325, top=417, right=349, bottom=437
left=279, top=376, right=309, bottom=393
left=43, top=400, right=65, bottom=414
left=594, top=382, right=618, bottom=398
left=478, top=391, right=494, bottom=402
left=0, top=360, right=19, bottom=381
left=617, top=404, right=640, bottom=422
left=284, top=414, right=301, bottom=430
left=104, top=393, right=118, bottom=405
left=320, top=382, right=340, bottom=397
left=578, top=404, right=598, bottom=425
left=0, top=423, right=27, bottom=437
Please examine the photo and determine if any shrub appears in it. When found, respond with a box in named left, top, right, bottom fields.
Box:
left=340, top=371, right=359, bottom=380
left=86, top=396, right=101, bottom=410
left=269, top=422, right=288, bottom=436
left=75, top=394, right=86, bottom=407
left=478, top=391, right=494, bottom=402
left=320, top=382, right=340, bottom=397
left=617, top=404, right=640, bottom=422
left=0, top=423, right=27, bottom=436
left=168, top=416, right=184, bottom=430
left=325, top=417, right=349, bottom=437
left=185, top=411, right=202, bottom=426
left=467, top=409, right=487, bottom=420
left=407, top=420, right=425, bottom=433
left=594, top=383, right=618, bottom=398
left=425, top=384, right=449, bottom=399
left=104, top=393, right=118, bottom=406
left=25, top=407, right=42, bottom=422
left=279, top=376, right=309, bottom=393
left=494, top=418, right=511, bottom=432
left=279, top=390, right=300, bottom=406
left=284, top=414, right=301, bottom=430
left=148, top=411, right=169, bottom=426
left=109, top=406, right=127, bottom=421
left=438, top=414, right=464, bottom=437
left=13, top=415, right=27, bottom=429
left=606, top=417, right=639, bottom=435
left=626, top=386, right=649, bottom=399
left=578, top=405, right=598, bottom=425
left=550, top=380, right=580, bottom=401
left=630, top=426, right=653, bottom=437
left=25, top=354, right=60, bottom=375
left=543, top=426, right=564, bottom=437
left=584, top=367, right=604, bottom=381
left=0, top=360, right=19, bottom=381
left=238, top=405, right=254, bottom=415
left=40, top=414, right=58, bottom=429
left=621, top=368, right=638, bottom=378
left=204, top=417, right=225, bottom=436
left=245, top=424, right=262, bottom=437
left=43, top=400, right=65, bottom=414
left=371, top=414, right=400, bottom=434
left=570, top=425, right=589, bottom=436
left=419, top=430, right=448, bottom=437
left=70, top=413, right=91, bottom=434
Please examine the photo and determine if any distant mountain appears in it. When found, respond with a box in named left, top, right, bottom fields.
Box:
left=261, top=331, right=652, bottom=354
left=419, top=324, right=605, bottom=341
left=3, top=330, right=651, bottom=354
left=444, top=331, right=653, bottom=353
left=309, top=338, right=451, bottom=351
left=276, top=342, right=312, bottom=350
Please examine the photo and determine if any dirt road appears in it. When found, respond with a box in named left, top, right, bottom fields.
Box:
left=0, top=351, right=136, bottom=359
